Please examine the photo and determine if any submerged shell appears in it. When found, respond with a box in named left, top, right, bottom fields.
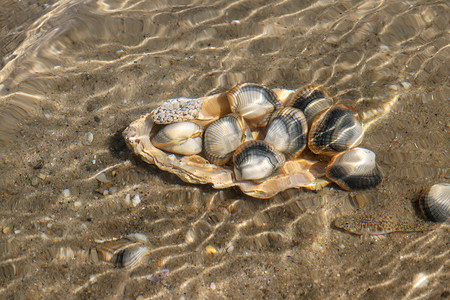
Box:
left=228, top=83, right=282, bottom=128
left=203, top=113, right=252, bottom=165
left=264, top=107, right=308, bottom=159
left=326, top=147, right=382, bottom=190
left=151, top=121, right=203, bottom=155
left=151, top=93, right=230, bottom=126
left=419, top=183, right=450, bottom=222
left=96, top=235, right=149, bottom=269
left=233, top=140, right=286, bottom=182
left=308, top=104, right=364, bottom=156
left=286, top=84, right=333, bottom=124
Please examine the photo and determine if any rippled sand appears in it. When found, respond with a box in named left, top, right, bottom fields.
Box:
left=0, top=0, right=449, bottom=298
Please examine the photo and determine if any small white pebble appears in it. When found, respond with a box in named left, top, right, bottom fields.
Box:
left=210, top=282, right=216, bottom=289
left=62, top=189, right=71, bottom=197
left=124, top=194, right=131, bottom=205
left=132, top=194, right=141, bottom=207
left=82, top=132, right=94, bottom=145
left=74, top=201, right=82, bottom=207
left=103, top=189, right=109, bottom=196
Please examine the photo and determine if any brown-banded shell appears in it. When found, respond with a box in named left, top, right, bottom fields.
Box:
left=286, top=84, right=334, bottom=124
left=95, top=234, right=150, bottom=269
left=233, top=140, right=285, bottom=182
left=308, top=104, right=364, bottom=156
left=264, top=107, right=308, bottom=159
left=228, top=83, right=282, bottom=128
left=203, top=113, right=252, bottom=165
left=419, top=183, right=450, bottom=222
left=123, top=89, right=330, bottom=198
left=326, top=147, right=382, bottom=190
left=151, top=121, right=203, bottom=156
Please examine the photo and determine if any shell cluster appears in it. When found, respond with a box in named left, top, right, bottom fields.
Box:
left=124, top=83, right=383, bottom=198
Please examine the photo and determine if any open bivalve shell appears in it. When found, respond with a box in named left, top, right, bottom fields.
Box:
left=124, top=88, right=331, bottom=198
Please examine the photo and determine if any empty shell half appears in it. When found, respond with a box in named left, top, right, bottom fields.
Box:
left=233, top=140, right=286, bottom=182
left=203, top=113, right=253, bottom=165
left=286, top=84, right=334, bottom=124
left=228, top=83, right=282, bottom=128
left=308, top=104, right=364, bottom=156
left=264, top=107, right=308, bottom=159
left=419, top=183, right=450, bottom=222
left=326, top=147, right=382, bottom=190
left=151, top=121, right=203, bottom=156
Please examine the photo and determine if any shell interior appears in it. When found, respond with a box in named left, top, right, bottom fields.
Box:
left=326, top=147, right=382, bottom=190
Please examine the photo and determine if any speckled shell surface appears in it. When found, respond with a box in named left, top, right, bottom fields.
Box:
left=123, top=89, right=330, bottom=198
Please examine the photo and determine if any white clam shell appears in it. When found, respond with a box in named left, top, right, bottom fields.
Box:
left=326, top=147, right=382, bottom=190
left=151, top=121, right=203, bottom=156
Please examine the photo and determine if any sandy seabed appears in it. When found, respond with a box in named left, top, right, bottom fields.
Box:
left=0, top=0, right=449, bottom=299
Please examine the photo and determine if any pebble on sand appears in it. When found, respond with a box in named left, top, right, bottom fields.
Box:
left=62, top=189, right=71, bottom=197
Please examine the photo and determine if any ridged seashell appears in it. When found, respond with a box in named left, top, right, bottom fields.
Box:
left=286, top=84, right=333, bottom=124
left=308, top=104, right=364, bottom=156
left=96, top=236, right=149, bottom=269
left=326, top=147, right=382, bottom=191
left=419, top=183, right=450, bottom=222
left=228, top=83, right=282, bottom=128
left=151, top=93, right=231, bottom=126
left=151, top=121, right=203, bottom=155
left=264, top=107, right=308, bottom=159
left=233, top=140, right=286, bottom=182
left=203, top=113, right=252, bottom=165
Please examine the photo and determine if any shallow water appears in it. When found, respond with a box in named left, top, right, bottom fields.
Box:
left=0, top=0, right=449, bottom=298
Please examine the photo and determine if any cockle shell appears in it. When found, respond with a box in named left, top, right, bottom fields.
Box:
left=203, top=113, right=252, bottom=165
left=308, top=104, right=364, bottom=156
left=123, top=90, right=330, bottom=198
left=326, top=147, right=382, bottom=190
left=419, top=183, right=450, bottom=222
left=151, top=122, right=203, bottom=155
left=233, top=140, right=285, bottom=181
left=264, top=107, right=308, bottom=159
left=286, top=84, right=333, bottom=124
left=228, top=83, right=282, bottom=128
left=95, top=234, right=150, bottom=269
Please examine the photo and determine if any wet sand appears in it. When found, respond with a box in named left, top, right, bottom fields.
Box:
left=0, top=0, right=449, bottom=299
